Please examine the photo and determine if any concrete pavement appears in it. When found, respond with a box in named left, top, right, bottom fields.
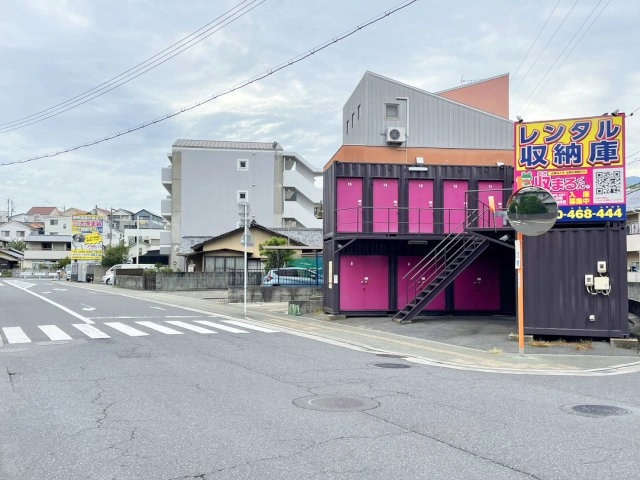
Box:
left=72, top=283, right=640, bottom=376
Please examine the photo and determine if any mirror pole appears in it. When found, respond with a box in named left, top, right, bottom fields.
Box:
left=517, top=231, right=525, bottom=354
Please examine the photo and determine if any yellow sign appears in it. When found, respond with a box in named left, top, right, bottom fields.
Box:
left=514, top=114, right=626, bottom=222
left=71, top=215, right=104, bottom=261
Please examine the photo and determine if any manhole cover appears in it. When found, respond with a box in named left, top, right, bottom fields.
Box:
left=0, top=348, right=28, bottom=353
left=293, top=395, right=379, bottom=412
left=570, top=404, right=632, bottom=417
left=371, top=362, right=411, bottom=369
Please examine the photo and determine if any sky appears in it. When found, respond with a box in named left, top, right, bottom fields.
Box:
left=1, top=0, right=639, bottom=216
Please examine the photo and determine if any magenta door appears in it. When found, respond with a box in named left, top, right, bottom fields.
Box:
left=397, top=256, right=445, bottom=311
left=337, top=178, right=362, bottom=232
left=478, top=181, right=504, bottom=228
left=408, top=180, right=434, bottom=233
left=373, top=179, right=399, bottom=233
left=453, top=256, right=500, bottom=310
left=340, top=256, right=389, bottom=311
left=443, top=180, right=468, bottom=233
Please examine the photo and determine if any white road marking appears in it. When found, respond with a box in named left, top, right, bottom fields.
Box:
left=222, top=320, right=278, bottom=333
left=81, top=306, right=96, bottom=311
left=89, top=316, right=155, bottom=320
left=135, top=321, right=183, bottom=335
left=38, top=325, right=73, bottom=341
left=72, top=324, right=111, bottom=339
left=42, top=291, right=52, bottom=294
left=165, top=315, right=202, bottom=319
left=195, top=320, right=248, bottom=333
left=4, top=280, right=94, bottom=324
left=165, top=321, right=216, bottom=334
left=104, top=322, right=149, bottom=337
left=2, top=327, right=31, bottom=344
left=150, top=306, right=165, bottom=311
left=52, top=288, right=67, bottom=291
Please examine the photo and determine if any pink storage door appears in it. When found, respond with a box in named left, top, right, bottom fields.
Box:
left=339, top=256, right=389, bottom=311
left=453, top=256, right=500, bottom=311
left=408, top=180, right=434, bottom=233
left=336, top=178, right=363, bottom=232
left=397, top=256, right=445, bottom=311
left=373, top=179, right=399, bottom=233
left=478, top=181, right=504, bottom=228
left=443, top=180, right=469, bottom=233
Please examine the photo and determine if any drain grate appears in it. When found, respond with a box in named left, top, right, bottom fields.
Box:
left=570, top=404, right=632, bottom=417
left=293, top=395, right=379, bottom=412
left=371, top=362, right=411, bottom=369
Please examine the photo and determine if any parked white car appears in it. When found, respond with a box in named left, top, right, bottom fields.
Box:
left=262, top=267, right=323, bottom=286
left=101, top=264, right=155, bottom=285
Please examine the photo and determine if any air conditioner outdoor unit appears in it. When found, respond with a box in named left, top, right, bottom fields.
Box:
left=386, top=127, right=406, bottom=144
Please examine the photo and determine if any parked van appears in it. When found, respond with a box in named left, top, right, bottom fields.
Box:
left=101, top=264, right=156, bottom=285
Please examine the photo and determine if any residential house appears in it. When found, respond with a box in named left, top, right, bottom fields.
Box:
left=22, top=233, right=72, bottom=269
left=0, top=220, right=37, bottom=242
left=26, top=206, right=63, bottom=222
left=161, top=140, right=322, bottom=270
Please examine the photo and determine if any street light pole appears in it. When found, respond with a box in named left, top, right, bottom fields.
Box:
left=136, top=219, right=139, bottom=265
left=243, top=203, right=248, bottom=318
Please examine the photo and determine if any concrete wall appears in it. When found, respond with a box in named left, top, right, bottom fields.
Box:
left=228, top=286, right=322, bottom=303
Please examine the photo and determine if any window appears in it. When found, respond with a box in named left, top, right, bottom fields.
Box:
left=346, top=120, right=349, bottom=134
left=358, top=104, right=361, bottom=119
left=351, top=112, right=355, bottom=126
left=42, top=242, right=52, bottom=250
left=1, top=231, right=9, bottom=237
left=237, top=159, right=249, bottom=171
left=50, top=219, right=58, bottom=226
left=385, top=103, right=399, bottom=118
left=237, top=190, right=248, bottom=202
left=16, top=231, right=25, bottom=237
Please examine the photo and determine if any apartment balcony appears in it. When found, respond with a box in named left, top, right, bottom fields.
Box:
left=283, top=201, right=322, bottom=228
left=161, top=198, right=172, bottom=221
left=283, top=169, right=321, bottom=203
left=161, top=167, right=173, bottom=194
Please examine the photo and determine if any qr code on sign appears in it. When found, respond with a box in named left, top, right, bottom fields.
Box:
left=594, top=168, right=624, bottom=203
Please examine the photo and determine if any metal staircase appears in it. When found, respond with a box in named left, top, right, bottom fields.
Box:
left=393, top=211, right=489, bottom=324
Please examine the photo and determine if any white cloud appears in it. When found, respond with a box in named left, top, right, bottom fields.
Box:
left=0, top=0, right=638, bottom=214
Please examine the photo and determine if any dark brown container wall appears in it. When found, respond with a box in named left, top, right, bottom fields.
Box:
left=523, top=224, right=628, bottom=338
left=323, top=162, right=514, bottom=238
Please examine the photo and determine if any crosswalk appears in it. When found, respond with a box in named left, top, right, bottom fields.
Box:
left=0, top=318, right=278, bottom=346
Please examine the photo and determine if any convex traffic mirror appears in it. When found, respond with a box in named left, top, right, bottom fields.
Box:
left=505, top=186, right=558, bottom=236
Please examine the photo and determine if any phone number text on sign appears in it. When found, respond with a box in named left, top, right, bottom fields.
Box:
left=557, top=205, right=625, bottom=221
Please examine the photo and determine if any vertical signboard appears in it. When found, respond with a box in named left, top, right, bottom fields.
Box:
left=514, top=114, right=626, bottom=222
left=71, top=215, right=104, bottom=261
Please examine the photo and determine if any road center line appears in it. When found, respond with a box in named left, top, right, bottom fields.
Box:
left=4, top=280, right=94, bottom=324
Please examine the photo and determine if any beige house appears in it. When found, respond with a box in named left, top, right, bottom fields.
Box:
left=184, top=224, right=307, bottom=273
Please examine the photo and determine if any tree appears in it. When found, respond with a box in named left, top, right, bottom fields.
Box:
left=58, top=257, right=71, bottom=268
left=8, top=239, right=26, bottom=252
left=102, top=242, right=129, bottom=268
left=259, top=237, right=295, bottom=272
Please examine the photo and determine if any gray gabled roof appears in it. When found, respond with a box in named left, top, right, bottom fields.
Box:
left=173, top=140, right=283, bottom=151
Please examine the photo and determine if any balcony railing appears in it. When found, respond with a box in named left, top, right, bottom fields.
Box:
left=335, top=204, right=505, bottom=235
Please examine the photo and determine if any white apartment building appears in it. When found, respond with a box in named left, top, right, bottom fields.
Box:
left=161, top=140, right=322, bottom=269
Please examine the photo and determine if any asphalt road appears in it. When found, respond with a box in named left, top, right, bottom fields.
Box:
left=1, top=279, right=640, bottom=479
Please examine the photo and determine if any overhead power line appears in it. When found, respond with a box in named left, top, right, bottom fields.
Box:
left=509, top=0, right=562, bottom=88
left=510, top=0, right=580, bottom=97
left=0, top=0, right=265, bottom=133
left=0, top=0, right=419, bottom=167
left=518, top=0, right=610, bottom=115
